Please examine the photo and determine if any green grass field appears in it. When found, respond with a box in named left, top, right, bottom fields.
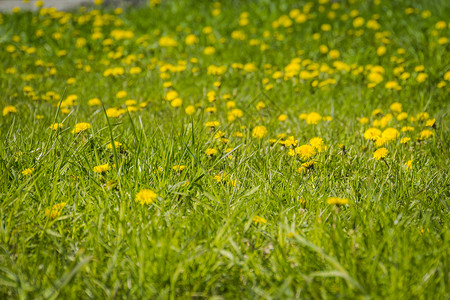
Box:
left=1, top=0, right=449, bottom=298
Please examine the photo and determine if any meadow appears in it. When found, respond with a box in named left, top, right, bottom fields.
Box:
left=0, top=0, right=449, bottom=298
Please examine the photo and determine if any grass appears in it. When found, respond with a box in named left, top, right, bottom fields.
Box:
left=0, top=0, right=449, bottom=298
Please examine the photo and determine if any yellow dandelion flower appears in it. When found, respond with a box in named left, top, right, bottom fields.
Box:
left=206, top=148, right=218, bottom=156
left=295, top=145, right=316, bottom=160
left=50, top=123, right=63, bottom=130
left=309, top=137, right=325, bottom=152
left=185, top=105, right=196, bottom=115
left=418, top=129, right=434, bottom=140
left=364, top=128, right=381, bottom=140
left=93, top=163, right=110, bottom=173
left=404, top=160, right=413, bottom=171
left=253, top=215, right=267, bottom=224
left=172, top=165, right=186, bottom=172
left=3, top=105, right=17, bottom=116
left=135, top=189, right=157, bottom=205
left=252, top=126, right=268, bottom=139
left=22, top=168, right=34, bottom=176
left=72, top=122, right=91, bottom=134
left=381, top=128, right=400, bottom=141
left=107, top=141, right=123, bottom=150
left=373, top=147, right=388, bottom=160
left=400, top=137, right=411, bottom=144
left=327, top=197, right=349, bottom=205
left=45, top=202, right=67, bottom=219
left=305, top=112, right=322, bottom=125
left=205, top=121, right=220, bottom=127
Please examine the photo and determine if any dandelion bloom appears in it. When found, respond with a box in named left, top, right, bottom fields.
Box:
left=22, top=168, right=34, bottom=176
left=400, top=137, right=411, bottom=144
left=295, top=145, right=316, bottom=160
left=88, top=98, right=102, bottom=106
left=373, top=147, right=388, bottom=160
left=3, top=105, right=17, bottom=116
left=425, top=118, right=436, bottom=127
left=185, top=105, right=196, bottom=115
left=72, top=122, right=91, bottom=134
left=278, top=114, right=288, bottom=121
left=401, top=126, right=414, bottom=132
left=135, top=189, right=157, bottom=205
left=107, top=141, right=123, bottom=149
left=327, top=197, right=349, bottom=205
left=93, top=163, right=110, bottom=173
left=50, top=123, right=63, bottom=130
left=253, top=215, right=267, bottom=224
left=171, top=98, right=183, bottom=107
left=205, top=121, right=220, bottom=127
left=309, top=137, right=325, bottom=152
left=206, top=148, right=218, bottom=156
left=252, top=125, right=268, bottom=139
left=418, top=129, right=434, bottom=140
left=305, top=112, right=322, bottom=125
left=404, top=160, right=413, bottom=171
left=45, top=202, right=67, bottom=219
left=390, top=102, right=402, bottom=113
left=172, top=165, right=186, bottom=172
left=381, top=128, right=400, bottom=141
left=364, top=128, right=381, bottom=140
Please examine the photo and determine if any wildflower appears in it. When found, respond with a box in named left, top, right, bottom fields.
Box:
left=72, top=122, right=91, bottom=134
left=418, top=129, right=434, bottom=140
left=135, top=189, right=157, bottom=205
left=213, top=173, right=227, bottom=182
left=390, top=102, right=402, bottom=113
left=381, top=128, right=400, bottom=141
left=185, top=105, right=196, bottom=115
left=404, top=160, right=413, bottom=171
left=172, top=165, right=186, bottom=172
left=295, top=145, right=316, bottom=160
left=375, top=137, right=388, bottom=147
left=171, top=98, right=183, bottom=107
left=93, top=163, right=110, bottom=173
left=50, top=123, right=63, bottom=130
left=252, top=126, right=268, bottom=139
left=309, top=137, right=325, bottom=152
left=205, top=121, right=220, bottom=128
left=425, top=118, right=436, bottom=128
left=305, top=112, right=322, bottom=125
left=400, top=137, right=411, bottom=144
left=116, top=90, right=127, bottom=99
left=106, top=107, right=125, bottom=118
left=253, top=215, right=267, bottom=224
left=45, top=202, right=67, bottom=219
left=397, top=112, right=408, bottom=121
left=256, top=101, right=266, bottom=111
left=416, top=112, right=429, bottom=121
left=372, top=109, right=383, bottom=116
left=107, top=141, right=123, bottom=150
left=373, top=147, right=388, bottom=160
left=327, top=197, right=349, bottom=205
left=278, top=114, right=288, bottom=121
left=185, top=34, right=199, bottom=45
left=284, top=136, right=297, bottom=148
left=22, top=168, right=34, bottom=176
left=401, top=126, right=414, bottom=132
left=364, top=128, right=381, bottom=140
left=298, top=160, right=316, bottom=174
left=206, top=148, right=218, bottom=156
left=3, top=105, right=17, bottom=116
left=416, top=73, right=428, bottom=83
left=359, top=117, right=369, bottom=124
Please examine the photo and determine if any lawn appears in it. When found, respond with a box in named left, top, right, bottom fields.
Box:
left=0, top=0, right=449, bottom=298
